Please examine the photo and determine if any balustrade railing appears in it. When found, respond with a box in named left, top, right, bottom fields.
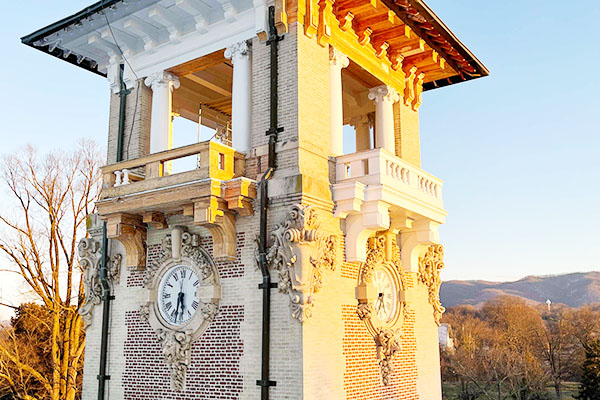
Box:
left=100, top=140, right=245, bottom=199
left=335, top=148, right=443, bottom=208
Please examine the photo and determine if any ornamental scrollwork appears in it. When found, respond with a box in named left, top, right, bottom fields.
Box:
left=264, top=204, right=337, bottom=322
left=356, top=233, right=405, bottom=385
left=418, top=244, right=445, bottom=326
left=78, top=237, right=123, bottom=327
left=375, top=328, right=402, bottom=386
left=156, top=329, right=193, bottom=391
left=142, top=229, right=220, bottom=391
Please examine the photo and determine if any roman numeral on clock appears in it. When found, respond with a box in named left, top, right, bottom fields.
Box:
left=192, top=301, right=199, bottom=310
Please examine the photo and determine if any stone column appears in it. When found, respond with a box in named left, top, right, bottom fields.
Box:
left=350, top=115, right=371, bottom=151
left=225, top=41, right=251, bottom=153
left=368, top=85, right=399, bottom=154
left=144, top=71, right=180, bottom=154
left=329, top=47, right=349, bottom=156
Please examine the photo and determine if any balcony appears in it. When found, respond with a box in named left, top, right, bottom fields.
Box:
left=332, top=148, right=446, bottom=263
left=96, top=140, right=256, bottom=266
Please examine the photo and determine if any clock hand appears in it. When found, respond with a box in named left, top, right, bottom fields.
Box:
left=174, top=294, right=181, bottom=322
left=179, top=292, right=185, bottom=322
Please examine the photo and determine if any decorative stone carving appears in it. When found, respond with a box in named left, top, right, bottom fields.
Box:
left=368, top=85, right=400, bottom=104
left=418, top=244, right=445, bottom=326
left=78, top=238, right=102, bottom=327
left=142, top=228, right=221, bottom=391
left=375, top=328, right=402, bottom=385
left=265, top=204, right=337, bottom=322
left=144, top=71, right=180, bottom=91
left=356, top=232, right=405, bottom=385
left=78, top=237, right=123, bottom=327
left=156, top=329, right=193, bottom=391
left=329, top=46, right=349, bottom=68
left=139, top=304, right=150, bottom=323
left=224, top=41, right=250, bottom=62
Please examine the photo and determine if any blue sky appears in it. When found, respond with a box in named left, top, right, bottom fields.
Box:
left=2, top=1, right=599, bottom=285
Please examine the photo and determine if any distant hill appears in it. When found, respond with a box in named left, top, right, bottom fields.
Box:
left=440, top=271, right=600, bottom=308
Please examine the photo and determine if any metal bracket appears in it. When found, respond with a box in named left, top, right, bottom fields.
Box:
left=258, top=282, right=278, bottom=289
left=256, top=379, right=277, bottom=387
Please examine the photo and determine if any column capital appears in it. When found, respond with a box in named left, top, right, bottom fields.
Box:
left=349, top=114, right=370, bottom=128
left=368, top=85, right=400, bottom=104
left=225, top=41, right=250, bottom=62
left=144, top=71, right=180, bottom=91
left=329, top=46, right=349, bottom=68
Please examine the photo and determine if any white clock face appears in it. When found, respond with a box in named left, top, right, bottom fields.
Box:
left=158, top=265, right=201, bottom=326
left=372, top=268, right=397, bottom=323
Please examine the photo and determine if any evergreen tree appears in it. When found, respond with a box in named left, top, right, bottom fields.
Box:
left=576, top=339, right=600, bottom=400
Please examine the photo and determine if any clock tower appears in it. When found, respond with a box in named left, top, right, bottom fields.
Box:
left=23, top=0, right=487, bottom=398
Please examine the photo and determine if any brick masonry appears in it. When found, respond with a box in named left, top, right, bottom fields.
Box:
left=81, top=16, right=443, bottom=400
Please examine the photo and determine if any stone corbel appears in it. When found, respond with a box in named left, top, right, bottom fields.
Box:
left=344, top=200, right=390, bottom=262
left=224, top=178, right=256, bottom=216
left=192, top=196, right=236, bottom=261
left=399, top=218, right=439, bottom=273
left=264, top=204, right=337, bottom=322
left=105, top=213, right=147, bottom=269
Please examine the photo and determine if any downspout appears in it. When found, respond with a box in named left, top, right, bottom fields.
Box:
left=256, top=6, right=283, bottom=400
left=97, top=222, right=113, bottom=400
left=116, top=64, right=130, bottom=163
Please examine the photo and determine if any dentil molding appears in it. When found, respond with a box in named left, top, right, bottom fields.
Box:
left=264, top=204, right=337, bottom=322
left=418, top=244, right=445, bottom=326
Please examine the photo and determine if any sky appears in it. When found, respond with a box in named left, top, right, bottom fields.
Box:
left=0, top=0, right=598, bottom=314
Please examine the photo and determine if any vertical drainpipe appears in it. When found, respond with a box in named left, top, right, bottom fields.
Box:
left=116, top=64, right=130, bottom=163
left=97, top=222, right=113, bottom=400
left=256, top=6, right=283, bottom=400
left=97, top=62, right=128, bottom=400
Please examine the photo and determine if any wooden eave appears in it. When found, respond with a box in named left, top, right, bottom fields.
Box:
left=380, top=0, right=489, bottom=90
left=304, top=0, right=488, bottom=91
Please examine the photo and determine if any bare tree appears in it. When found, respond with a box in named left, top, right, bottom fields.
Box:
left=0, top=142, right=100, bottom=400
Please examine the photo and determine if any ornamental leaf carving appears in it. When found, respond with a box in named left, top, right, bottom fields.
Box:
left=418, top=244, right=445, bottom=326
left=375, top=328, right=402, bottom=386
left=264, top=204, right=337, bottom=322
left=156, top=329, right=192, bottom=391
left=78, top=237, right=122, bottom=327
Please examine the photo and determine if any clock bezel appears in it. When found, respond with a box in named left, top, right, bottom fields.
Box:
left=362, top=261, right=404, bottom=331
left=157, top=263, right=202, bottom=327
left=371, top=264, right=400, bottom=326
left=146, top=252, right=221, bottom=340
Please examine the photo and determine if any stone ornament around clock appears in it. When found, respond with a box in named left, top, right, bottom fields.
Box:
left=146, top=254, right=221, bottom=338
left=356, top=233, right=406, bottom=385
left=142, top=231, right=221, bottom=390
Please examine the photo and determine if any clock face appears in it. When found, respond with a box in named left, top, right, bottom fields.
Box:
left=158, top=264, right=201, bottom=326
left=372, top=268, right=397, bottom=323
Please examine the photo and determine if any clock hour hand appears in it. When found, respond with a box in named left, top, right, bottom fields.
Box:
left=176, top=291, right=184, bottom=322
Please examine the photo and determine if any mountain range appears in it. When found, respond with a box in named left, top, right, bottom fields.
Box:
left=440, top=271, right=600, bottom=308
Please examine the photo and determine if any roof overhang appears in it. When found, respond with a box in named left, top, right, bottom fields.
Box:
left=21, top=0, right=260, bottom=91
left=382, top=0, right=489, bottom=90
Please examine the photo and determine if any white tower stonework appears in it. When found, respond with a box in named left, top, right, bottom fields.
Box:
left=23, top=0, right=488, bottom=399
